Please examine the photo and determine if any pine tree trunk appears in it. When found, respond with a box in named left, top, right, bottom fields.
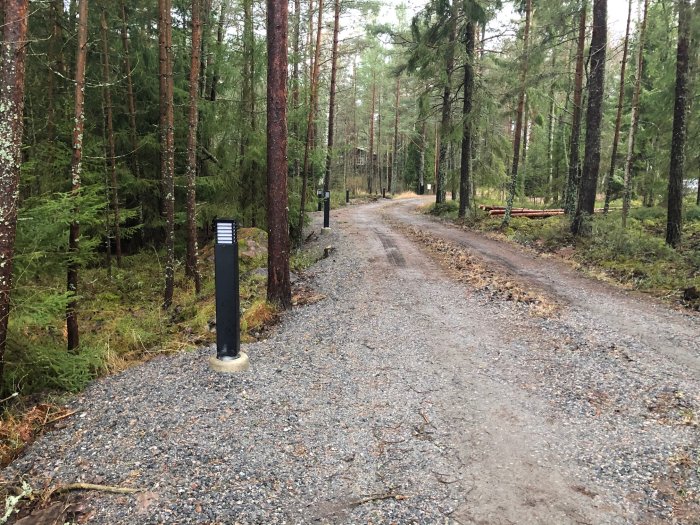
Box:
left=67, top=0, right=88, bottom=351
left=419, top=119, right=426, bottom=193
left=378, top=91, right=382, bottom=193
left=572, top=0, right=607, bottom=236
left=0, top=0, right=29, bottom=383
left=323, top=0, right=341, bottom=196
left=210, top=2, right=226, bottom=103
left=267, top=0, right=292, bottom=308
left=666, top=0, right=692, bottom=247
left=297, top=0, right=323, bottom=245
left=185, top=0, right=203, bottom=293
left=291, top=0, right=301, bottom=179
left=100, top=11, right=122, bottom=267
left=621, top=0, right=649, bottom=227
left=604, top=0, right=632, bottom=213
left=159, top=0, right=176, bottom=308
left=368, top=77, right=376, bottom=194
left=436, top=3, right=458, bottom=205
left=503, top=0, right=531, bottom=224
left=459, top=21, right=475, bottom=218
left=391, top=76, right=400, bottom=195
left=565, top=3, right=587, bottom=215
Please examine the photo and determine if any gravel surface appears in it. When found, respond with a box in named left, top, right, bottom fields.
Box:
left=3, top=198, right=699, bottom=524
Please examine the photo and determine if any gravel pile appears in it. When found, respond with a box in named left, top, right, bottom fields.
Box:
left=3, top=202, right=699, bottom=524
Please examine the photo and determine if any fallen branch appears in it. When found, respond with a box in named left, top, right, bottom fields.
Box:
left=46, top=483, right=143, bottom=501
left=350, top=492, right=407, bottom=507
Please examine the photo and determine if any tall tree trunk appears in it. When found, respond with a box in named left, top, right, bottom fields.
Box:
left=291, top=0, right=301, bottom=178
left=47, top=0, right=64, bottom=146
left=323, top=0, right=341, bottom=196
left=267, top=0, right=292, bottom=307
left=564, top=3, right=587, bottom=215
left=100, top=11, right=122, bottom=267
left=391, top=76, right=401, bottom=195
left=666, top=0, right=692, bottom=247
left=546, top=51, right=556, bottom=204
left=368, top=76, right=376, bottom=194
left=572, top=0, right=607, bottom=236
left=67, top=0, right=88, bottom=351
left=621, top=0, right=649, bottom=227
left=503, top=0, right=531, bottom=224
left=603, top=0, right=632, bottom=213
left=186, top=0, right=203, bottom=293
left=159, top=0, right=176, bottom=308
left=120, top=1, right=140, bottom=181
left=459, top=20, right=476, bottom=218
left=377, top=91, right=382, bottom=193
left=436, top=3, right=458, bottom=204
left=419, top=119, right=426, bottom=193
left=210, top=2, right=226, bottom=102
left=0, top=0, right=29, bottom=383
left=297, top=0, right=323, bottom=245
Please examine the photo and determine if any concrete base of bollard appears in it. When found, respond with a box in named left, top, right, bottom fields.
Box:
left=321, top=227, right=332, bottom=234
left=209, top=353, right=250, bottom=373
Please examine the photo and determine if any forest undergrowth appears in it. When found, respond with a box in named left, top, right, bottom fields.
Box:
left=427, top=199, right=700, bottom=309
left=0, top=231, right=322, bottom=468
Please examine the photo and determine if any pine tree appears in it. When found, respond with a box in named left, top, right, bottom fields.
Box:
left=267, top=0, right=292, bottom=308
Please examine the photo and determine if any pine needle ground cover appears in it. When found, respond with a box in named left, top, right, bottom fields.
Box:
left=428, top=203, right=700, bottom=308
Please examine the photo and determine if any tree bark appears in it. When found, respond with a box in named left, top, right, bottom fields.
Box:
left=621, top=0, right=649, bottom=227
left=459, top=21, right=476, bottom=218
left=297, top=0, right=323, bottom=245
left=67, top=0, right=88, bottom=351
left=564, top=3, right=587, bottom=216
left=391, top=76, right=400, bottom=195
left=159, top=0, right=176, bottom=308
left=603, top=0, right=632, bottom=213
left=100, top=10, right=122, bottom=267
left=120, top=1, right=140, bottom=181
left=666, top=0, right=692, bottom=247
left=267, top=0, right=292, bottom=307
left=572, top=0, right=607, bottom=236
left=503, top=0, right=531, bottom=224
left=185, top=0, right=203, bottom=293
left=546, top=51, right=556, bottom=204
left=0, top=0, right=29, bottom=381
left=436, top=2, right=458, bottom=204
left=210, top=2, right=226, bottom=103
left=291, top=0, right=301, bottom=178
left=323, top=0, right=341, bottom=195
left=368, top=76, right=376, bottom=194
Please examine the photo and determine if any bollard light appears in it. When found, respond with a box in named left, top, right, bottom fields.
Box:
left=345, top=189, right=349, bottom=203
left=382, top=188, right=386, bottom=199
left=323, top=191, right=330, bottom=229
left=209, top=218, right=249, bottom=372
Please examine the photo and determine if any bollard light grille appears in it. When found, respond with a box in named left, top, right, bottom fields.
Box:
left=216, top=221, right=236, bottom=244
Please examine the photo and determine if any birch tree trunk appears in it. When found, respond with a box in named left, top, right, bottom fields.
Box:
left=0, top=0, right=29, bottom=381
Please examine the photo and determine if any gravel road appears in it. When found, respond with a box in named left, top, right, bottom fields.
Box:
left=4, top=198, right=699, bottom=524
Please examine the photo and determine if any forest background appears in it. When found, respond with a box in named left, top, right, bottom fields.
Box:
left=0, top=0, right=698, bottom=462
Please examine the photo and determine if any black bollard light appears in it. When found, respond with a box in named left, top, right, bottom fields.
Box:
left=345, top=189, right=349, bottom=203
left=317, top=189, right=323, bottom=211
left=323, top=191, right=330, bottom=228
left=419, top=182, right=425, bottom=195
left=209, top=219, right=249, bottom=372
left=382, top=188, right=386, bottom=199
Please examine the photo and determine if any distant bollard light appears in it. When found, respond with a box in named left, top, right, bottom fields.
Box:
left=323, top=191, right=330, bottom=229
left=317, top=189, right=323, bottom=211
left=345, top=189, right=349, bottom=203
left=209, top=219, right=249, bottom=372
left=382, top=188, right=386, bottom=199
